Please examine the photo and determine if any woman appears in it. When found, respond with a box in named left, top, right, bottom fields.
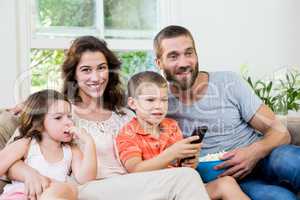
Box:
left=7, top=36, right=209, bottom=200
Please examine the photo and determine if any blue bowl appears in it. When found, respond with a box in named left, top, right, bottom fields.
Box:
left=196, top=160, right=225, bottom=183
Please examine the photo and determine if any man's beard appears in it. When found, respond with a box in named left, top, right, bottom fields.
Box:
left=164, top=63, right=199, bottom=91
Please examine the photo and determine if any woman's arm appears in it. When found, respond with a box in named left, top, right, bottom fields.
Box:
left=6, top=139, right=51, bottom=199
left=0, top=138, right=29, bottom=175
left=8, top=160, right=51, bottom=199
left=70, top=127, right=97, bottom=184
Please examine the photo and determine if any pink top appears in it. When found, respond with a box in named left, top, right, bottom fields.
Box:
left=72, top=108, right=134, bottom=179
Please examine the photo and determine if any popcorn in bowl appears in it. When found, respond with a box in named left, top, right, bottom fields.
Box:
left=196, top=151, right=227, bottom=183
left=199, top=151, right=227, bottom=162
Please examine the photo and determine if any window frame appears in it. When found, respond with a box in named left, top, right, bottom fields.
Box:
left=17, top=0, right=179, bottom=100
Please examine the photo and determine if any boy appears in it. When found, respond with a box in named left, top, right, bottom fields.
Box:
left=116, top=71, right=250, bottom=200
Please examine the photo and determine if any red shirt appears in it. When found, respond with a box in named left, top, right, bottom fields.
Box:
left=116, top=117, right=183, bottom=167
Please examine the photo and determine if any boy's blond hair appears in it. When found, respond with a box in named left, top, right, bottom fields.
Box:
left=127, top=71, right=168, bottom=98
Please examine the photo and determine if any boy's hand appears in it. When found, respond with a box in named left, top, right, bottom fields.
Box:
left=165, top=136, right=201, bottom=160
left=180, top=153, right=200, bottom=168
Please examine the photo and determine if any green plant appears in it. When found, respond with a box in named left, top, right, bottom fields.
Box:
left=117, top=51, right=156, bottom=84
left=278, top=71, right=300, bottom=111
left=246, top=77, right=277, bottom=111
left=243, top=69, right=300, bottom=115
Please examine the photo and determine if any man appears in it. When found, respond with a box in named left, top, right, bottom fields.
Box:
left=154, top=25, right=300, bottom=200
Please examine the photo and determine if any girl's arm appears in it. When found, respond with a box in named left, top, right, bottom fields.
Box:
left=0, top=138, right=30, bottom=176
left=70, top=127, right=97, bottom=184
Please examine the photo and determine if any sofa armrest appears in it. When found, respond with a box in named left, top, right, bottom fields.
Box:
left=277, top=115, right=300, bottom=146
left=0, top=109, right=19, bottom=193
left=0, top=110, right=19, bottom=149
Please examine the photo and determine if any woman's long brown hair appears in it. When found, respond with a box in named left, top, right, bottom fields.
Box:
left=61, top=36, right=125, bottom=113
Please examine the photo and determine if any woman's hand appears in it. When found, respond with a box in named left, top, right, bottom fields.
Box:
left=23, top=169, right=51, bottom=200
left=8, top=160, right=51, bottom=200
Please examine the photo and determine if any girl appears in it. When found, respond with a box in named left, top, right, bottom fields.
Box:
left=0, top=89, right=96, bottom=200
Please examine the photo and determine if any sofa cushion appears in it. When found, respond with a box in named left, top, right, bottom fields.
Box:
left=0, top=109, right=20, bottom=194
left=277, top=115, right=300, bottom=145
left=0, top=109, right=19, bottom=149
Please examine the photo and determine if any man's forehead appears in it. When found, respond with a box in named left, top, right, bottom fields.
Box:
left=161, top=36, right=194, bottom=52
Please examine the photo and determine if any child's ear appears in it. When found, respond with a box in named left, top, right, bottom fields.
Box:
left=155, top=57, right=162, bottom=70
left=127, top=97, right=137, bottom=111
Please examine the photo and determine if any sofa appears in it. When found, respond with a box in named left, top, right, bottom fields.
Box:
left=0, top=109, right=20, bottom=193
left=0, top=109, right=300, bottom=194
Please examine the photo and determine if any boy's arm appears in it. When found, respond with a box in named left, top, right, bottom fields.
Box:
left=124, top=152, right=176, bottom=173
left=117, top=133, right=201, bottom=173
left=0, top=138, right=30, bottom=176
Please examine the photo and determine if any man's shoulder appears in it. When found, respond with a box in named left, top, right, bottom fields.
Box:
left=209, top=71, right=240, bottom=83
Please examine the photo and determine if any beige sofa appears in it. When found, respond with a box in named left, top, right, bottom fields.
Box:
left=0, top=109, right=300, bottom=194
left=0, top=109, right=20, bottom=193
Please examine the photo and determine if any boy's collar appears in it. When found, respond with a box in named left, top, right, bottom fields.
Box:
left=131, top=117, right=165, bottom=136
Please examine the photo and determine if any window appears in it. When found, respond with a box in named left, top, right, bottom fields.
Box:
left=104, top=0, right=158, bottom=39
left=30, top=49, right=156, bottom=91
left=30, top=49, right=63, bottom=92
left=30, top=0, right=160, bottom=46
left=18, top=0, right=178, bottom=95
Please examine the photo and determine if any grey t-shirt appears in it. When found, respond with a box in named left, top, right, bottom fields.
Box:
left=167, top=71, right=263, bottom=156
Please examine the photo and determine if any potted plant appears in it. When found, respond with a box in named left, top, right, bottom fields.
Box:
left=242, top=68, right=300, bottom=115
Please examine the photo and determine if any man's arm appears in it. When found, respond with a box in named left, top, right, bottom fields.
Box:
left=216, top=104, right=290, bottom=179
left=247, top=104, right=290, bottom=157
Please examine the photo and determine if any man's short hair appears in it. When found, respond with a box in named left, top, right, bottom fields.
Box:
left=153, top=25, right=195, bottom=59
left=127, top=71, right=168, bottom=98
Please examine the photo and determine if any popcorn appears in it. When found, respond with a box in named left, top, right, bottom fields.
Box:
left=199, top=151, right=226, bottom=162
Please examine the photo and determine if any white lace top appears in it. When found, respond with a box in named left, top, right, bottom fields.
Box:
left=72, top=108, right=134, bottom=179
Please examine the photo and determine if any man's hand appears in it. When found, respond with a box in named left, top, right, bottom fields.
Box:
left=23, top=169, right=51, bottom=200
left=214, top=145, right=261, bottom=179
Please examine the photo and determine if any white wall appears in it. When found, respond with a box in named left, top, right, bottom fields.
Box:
left=0, top=0, right=18, bottom=107
left=175, top=0, right=300, bottom=78
left=0, top=0, right=300, bottom=107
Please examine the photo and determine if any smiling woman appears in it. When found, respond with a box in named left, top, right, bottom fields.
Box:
left=75, top=51, right=109, bottom=99
left=61, top=36, right=125, bottom=111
